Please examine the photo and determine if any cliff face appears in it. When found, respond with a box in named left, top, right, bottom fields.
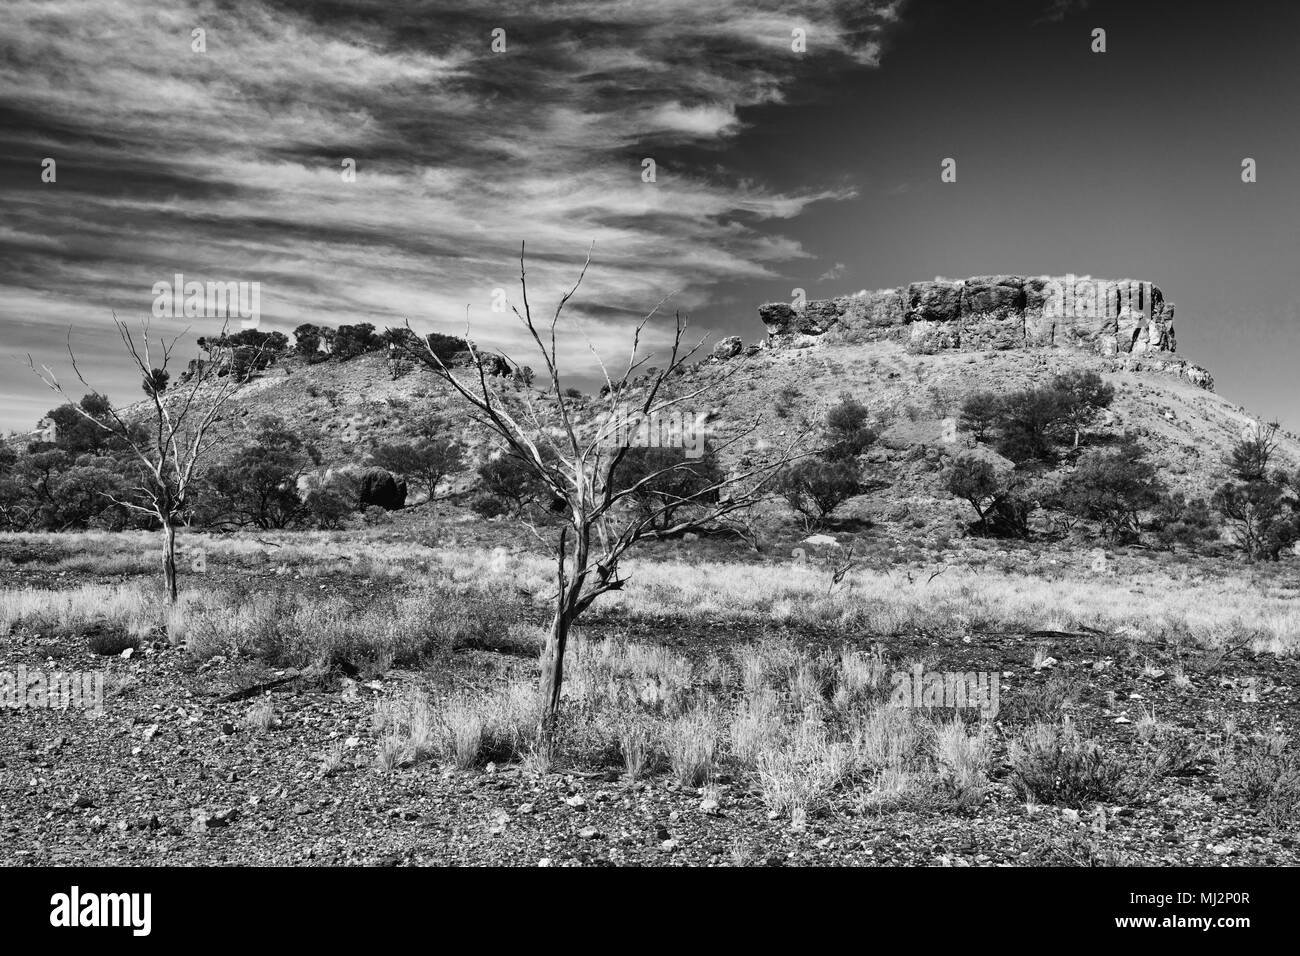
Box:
left=760, top=274, right=1179, bottom=356
left=756, top=274, right=1214, bottom=389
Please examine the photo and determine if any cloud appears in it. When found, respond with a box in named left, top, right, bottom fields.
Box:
left=0, top=0, right=903, bottom=428
left=818, top=262, right=846, bottom=281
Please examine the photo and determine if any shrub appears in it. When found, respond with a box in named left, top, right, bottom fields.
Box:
left=370, top=438, right=465, bottom=502
left=1215, top=733, right=1300, bottom=827
left=477, top=453, right=545, bottom=515
left=333, top=323, right=380, bottom=360
left=1008, top=722, right=1137, bottom=807
left=944, top=454, right=1033, bottom=538
left=1052, top=444, right=1163, bottom=541
left=776, top=458, right=860, bottom=530
left=86, top=626, right=141, bottom=657
left=994, top=387, right=1068, bottom=463
left=618, top=447, right=723, bottom=532
left=1151, top=493, right=1220, bottom=550
left=1050, top=369, right=1115, bottom=448
left=293, top=323, right=324, bottom=357
left=1227, top=421, right=1279, bottom=481
left=1212, top=478, right=1297, bottom=560
left=470, top=494, right=509, bottom=519
left=824, top=393, right=877, bottom=460
left=959, top=390, right=1001, bottom=442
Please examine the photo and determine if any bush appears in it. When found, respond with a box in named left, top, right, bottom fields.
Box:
left=293, top=323, right=324, bottom=357
left=824, top=393, right=877, bottom=460
left=777, top=458, right=860, bottom=530
left=370, top=438, right=465, bottom=502
left=477, top=454, right=545, bottom=515
left=993, top=387, right=1068, bottom=463
left=86, top=625, right=141, bottom=657
left=1212, top=478, right=1297, bottom=560
left=1008, top=722, right=1138, bottom=807
left=958, top=390, right=1001, bottom=442
left=333, top=323, right=380, bottom=360
left=1216, top=734, right=1300, bottom=827
left=1152, top=493, right=1220, bottom=550
left=470, top=494, right=509, bottom=518
left=1052, top=444, right=1162, bottom=541
left=944, top=454, right=1033, bottom=538
left=618, top=447, right=723, bottom=532
left=1051, top=369, right=1115, bottom=448
left=1227, top=421, right=1279, bottom=481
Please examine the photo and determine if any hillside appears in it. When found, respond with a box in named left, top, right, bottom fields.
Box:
left=189, top=284, right=1300, bottom=543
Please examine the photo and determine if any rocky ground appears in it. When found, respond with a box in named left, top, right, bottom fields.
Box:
left=3, top=565, right=1297, bottom=867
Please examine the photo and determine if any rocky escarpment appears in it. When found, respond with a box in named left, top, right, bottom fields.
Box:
left=757, top=274, right=1213, bottom=388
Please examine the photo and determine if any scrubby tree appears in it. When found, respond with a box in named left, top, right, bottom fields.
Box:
left=370, top=437, right=465, bottom=503
left=202, top=416, right=321, bottom=529
left=620, top=447, right=725, bottom=533
left=944, top=454, right=1033, bottom=538
left=477, top=452, right=545, bottom=516
left=1053, top=444, right=1162, bottom=541
left=959, top=390, right=1001, bottom=442
left=1051, top=369, right=1115, bottom=448
left=1152, top=492, right=1220, bottom=551
left=1227, top=420, right=1280, bottom=481
left=823, top=393, right=877, bottom=460
left=293, top=323, right=324, bottom=358
left=398, top=244, right=792, bottom=741
left=1212, top=477, right=1297, bottom=561
left=994, top=387, right=1068, bottom=464
left=29, top=319, right=265, bottom=602
left=776, top=458, right=860, bottom=531
left=333, top=323, right=380, bottom=359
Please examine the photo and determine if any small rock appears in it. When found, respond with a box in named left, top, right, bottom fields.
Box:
left=579, top=828, right=602, bottom=840
left=121, top=647, right=134, bottom=660
left=700, top=798, right=720, bottom=815
left=564, top=795, right=587, bottom=810
left=518, top=803, right=535, bottom=814
left=71, top=795, right=94, bottom=809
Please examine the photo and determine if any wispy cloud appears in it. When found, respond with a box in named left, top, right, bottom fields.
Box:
left=0, top=0, right=903, bottom=426
left=818, top=262, right=846, bottom=282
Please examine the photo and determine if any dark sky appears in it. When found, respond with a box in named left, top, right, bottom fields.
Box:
left=2, top=0, right=1297, bottom=432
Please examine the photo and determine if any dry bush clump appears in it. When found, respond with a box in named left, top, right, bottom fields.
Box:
left=1008, top=722, right=1138, bottom=807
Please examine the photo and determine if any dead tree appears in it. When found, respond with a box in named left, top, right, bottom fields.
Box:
left=28, top=317, right=260, bottom=603
left=403, top=244, right=794, bottom=742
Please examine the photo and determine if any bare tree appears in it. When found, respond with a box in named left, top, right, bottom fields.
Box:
left=27, top=317, right=261, bottom=603
left=402, top=244, right=794, bottom=742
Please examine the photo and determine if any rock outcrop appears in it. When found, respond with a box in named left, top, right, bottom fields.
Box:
left=357, top=467, right=407, bottom=511
left=760, top=275, right=1178, bottom=358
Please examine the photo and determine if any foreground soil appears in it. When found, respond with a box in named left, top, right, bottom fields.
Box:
left=3, top=594, right=1297, bottom=867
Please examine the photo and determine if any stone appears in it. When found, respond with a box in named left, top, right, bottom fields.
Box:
left=960, top=275, right=1024, bottom=317
left=908, top=280, right=963, bottom=322
left=357, top=467, right=406, bottom=510
left=710, top=335, right=743, bottom=360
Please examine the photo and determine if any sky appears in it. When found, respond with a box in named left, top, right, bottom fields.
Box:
left=1, top=0, right=1297, bottom=434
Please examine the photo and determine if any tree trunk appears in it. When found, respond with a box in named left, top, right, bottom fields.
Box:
left=539, top=605, right=571, bottom=724
left=162, top=520, right=178, bottom=605
left=538, top=525, right=585, bottom=750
